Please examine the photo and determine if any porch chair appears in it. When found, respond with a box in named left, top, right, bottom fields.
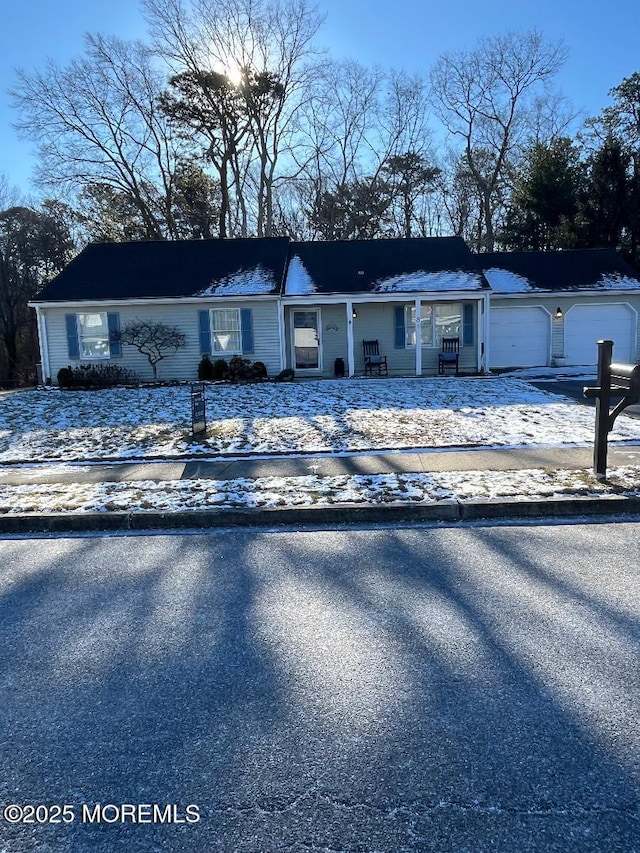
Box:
left=363, top=340, right=388, bottom=376
left=438, top=337, right=460, bottom=375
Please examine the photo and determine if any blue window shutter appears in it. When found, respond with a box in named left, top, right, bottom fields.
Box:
left=394, top=306, right=406, bottom=348
left=198, top=310, right=212, bottom=354
left=65, top=314, right=80, bottom=360
left=107, top=313, right=122, bottom=357
left=463, top=303, right=474, bottom=347
left=241, top=308, right=254, bottom=354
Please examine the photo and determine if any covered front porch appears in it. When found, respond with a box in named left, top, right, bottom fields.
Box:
left=281, top=295, right=488, bottom=378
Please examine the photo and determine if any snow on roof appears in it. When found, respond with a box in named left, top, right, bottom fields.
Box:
left=194, top=265, right=277, bottom=297
left=597, top=273, right=640, bottom=290
left=485, top=267, right=640, bottom=293
left=372, top=270, right=484, bottom=293
left=285, top=255, right=316, bottom=295
left=483, top=268, right=533, bottom=293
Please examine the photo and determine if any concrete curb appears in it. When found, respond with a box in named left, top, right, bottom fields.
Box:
left=1, top=495, right=640, bottom=534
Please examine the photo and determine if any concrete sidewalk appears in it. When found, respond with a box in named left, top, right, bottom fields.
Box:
left=1, top=444, right=640, bottom=534
left=1, top=443, right=640, bottom=485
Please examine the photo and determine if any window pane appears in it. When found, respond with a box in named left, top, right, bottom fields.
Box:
left=81, top=339, right=110, bottom=357
left=420, top=305, right=433, bottom=346
left=212, top=309, right=240, bottom=331
left=435, top=304, right=461, bottom=345
left=213, top=331, right=242, bottom=352
left=77, top=313, right=109, bottom=359
left=405, top=305, right=435, bottom=347
left=78, top=313, right=108, bottom=334
left=211, top=308, right=241, bottom=353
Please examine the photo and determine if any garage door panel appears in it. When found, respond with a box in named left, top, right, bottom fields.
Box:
left=490, top=307, right=550, bottom=369
left=565, top=305, right=635, bottom=365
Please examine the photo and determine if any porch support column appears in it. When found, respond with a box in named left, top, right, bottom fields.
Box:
left=414, top=298, right=422, bottom=376
left=346, top=300, right=355, bottom=376
left=277, top=302, right=286, bottom=373
left=482, top=292, right=491, bottom=374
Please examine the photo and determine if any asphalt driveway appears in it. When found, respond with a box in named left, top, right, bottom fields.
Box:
left=531, top=379, right=640, bottom=419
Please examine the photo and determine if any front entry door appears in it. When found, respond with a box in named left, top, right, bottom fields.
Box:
left=292, top=309, right=322, bottom=371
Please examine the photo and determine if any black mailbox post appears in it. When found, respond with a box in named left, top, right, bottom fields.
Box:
left=583, top=340, right=640, bottom=480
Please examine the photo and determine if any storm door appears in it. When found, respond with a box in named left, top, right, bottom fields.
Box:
left=291, top=309, right=322, bottom=371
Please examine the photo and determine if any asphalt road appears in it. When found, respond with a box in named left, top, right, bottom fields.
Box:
left=0, top=521, right=639, bottom=852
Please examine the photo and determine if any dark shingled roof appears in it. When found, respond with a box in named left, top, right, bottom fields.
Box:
left=480, top=249, right=640, bottom=292
left=287, top=237, right=488, bottom=295
left=36, top=237, right=291, bottom=302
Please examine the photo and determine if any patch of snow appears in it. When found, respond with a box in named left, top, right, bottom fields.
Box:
left=483, top=268, right=533, bottom=293
left=285, top=255, right=316, bottom=295
left=372, top=271, right=484, bottom=293
left=598, top=274, right=640, bottom=290
left=2, top=378, right=640, bottom=464
left=195, top=265, right=276, bottom=297
left=0, top=465, right=638, bottom=515
left=484, top=268, right=640, bottom=293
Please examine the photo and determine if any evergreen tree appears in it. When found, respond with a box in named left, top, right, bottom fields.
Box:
left=501, top=138, right=583, bottom=251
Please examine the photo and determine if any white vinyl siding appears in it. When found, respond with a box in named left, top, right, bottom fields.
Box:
left=43, top=300, right=282, bottom=383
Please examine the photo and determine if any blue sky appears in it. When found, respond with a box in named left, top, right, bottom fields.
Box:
left=1, top=0, right=639, bottom=197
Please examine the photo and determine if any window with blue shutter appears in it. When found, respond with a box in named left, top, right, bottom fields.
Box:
left=198, top=310, right=212, bottom=354
left=65, top=314, right=80, bottom=360
left=462, top=303, right=474, bottom=347
left=241, top=308, right=254, bottom=354
left=107, top=313, right=122, bottom=357
left=394, top=306, right=406, bottom=348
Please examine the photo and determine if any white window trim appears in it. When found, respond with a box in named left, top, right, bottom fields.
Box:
left=210, top=307, right=242, bottom=356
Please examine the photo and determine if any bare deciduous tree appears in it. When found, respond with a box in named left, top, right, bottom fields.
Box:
left=12, top=34, right=182, bottom=240
left=430, top=30, right=567, bottom=251
left=145, top=0, right=323, bottom=237
left=116, top=319, right=186, bottom=379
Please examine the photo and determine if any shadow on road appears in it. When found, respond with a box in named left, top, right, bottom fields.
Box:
left=0, top=526, right=638, bottom=850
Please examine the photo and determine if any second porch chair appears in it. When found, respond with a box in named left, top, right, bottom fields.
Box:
left=438, top=337, right=460, bottom=375
left=363, top=340, right=388, bottom=376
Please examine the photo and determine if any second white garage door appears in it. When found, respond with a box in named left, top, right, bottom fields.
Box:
left=490, top=307, right=550, bottom=369
left=564, top=304, right=636, bottom=365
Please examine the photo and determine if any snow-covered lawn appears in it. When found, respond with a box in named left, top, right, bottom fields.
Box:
left=0, top=466, right=639, bottom=516
left=2, top=376, right=640, bottom=463
left=1, top=376, right=640, bottom=515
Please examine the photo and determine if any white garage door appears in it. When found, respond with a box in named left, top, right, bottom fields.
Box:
left=564, top=304, right=636, bottom=365
left=490, top=307, right=550, bottom=369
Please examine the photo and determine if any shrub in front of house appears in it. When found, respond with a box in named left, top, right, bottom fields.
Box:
left=251, top=361, right=268, bottom=380
left=57, top=363, right=139, bottom=389
left=211, top=358, right=229, bottom=380
left=275, top=368, right=295, bottom=382
left=197, top=355, right=215, bottom=380
left=226, top=355, right=254, bottom=383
